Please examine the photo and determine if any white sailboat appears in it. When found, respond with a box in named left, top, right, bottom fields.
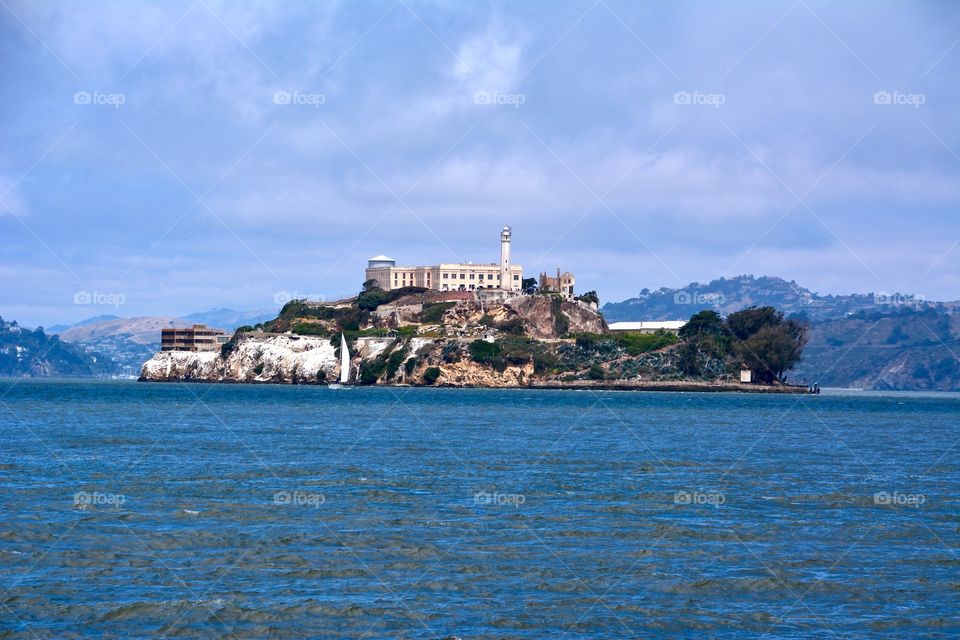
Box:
left=329, top=333, right=351, bottom=388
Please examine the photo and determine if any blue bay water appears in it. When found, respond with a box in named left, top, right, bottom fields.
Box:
left=1, top=380, right=958, bottom=638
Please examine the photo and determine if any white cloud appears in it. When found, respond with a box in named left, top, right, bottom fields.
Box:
left=0, top=177, right=26, bottom=216
left=451, top=21, right=524, bottom=95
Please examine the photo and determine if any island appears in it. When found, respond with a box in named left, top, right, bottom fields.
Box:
left=140, top=285, right=811, bottom=393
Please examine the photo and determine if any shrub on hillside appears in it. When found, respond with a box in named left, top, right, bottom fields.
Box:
left=423, top=367, right=441, bottom=384
left=404, top=357, right=418, bottom=376
left=386, top=349, right=407, bottom=379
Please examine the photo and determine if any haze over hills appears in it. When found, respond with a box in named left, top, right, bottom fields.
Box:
left=601, top=275, right=955, bottom=323
left=49, top=308, right=276, bottom=374
left=602, top=276, right=960, bottom=391
left=2, top=307, right=275, bottom=377
left=4, top=279, right=958, bottom=390
left=0, top=316, right=114, bottom=377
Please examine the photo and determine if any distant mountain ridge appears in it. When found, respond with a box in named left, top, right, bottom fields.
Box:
left=602, top=275, right=960, bottom=391
left=52, top=308, right=276, bottom=375
left=791, top=307, right=960, bottom=391
left=601, top=275, right=954, bottom=322
left=0, top=316, right=113, bottom=377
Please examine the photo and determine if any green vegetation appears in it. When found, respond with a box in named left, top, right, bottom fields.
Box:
left=264, top=300, right=363, bottom=333
left=404, top=357, right=418, bottom=376
left=533, top=351, right=559, bottom=375
left=575, top=290, right=600, bottom=306
left=0, top=317, right=113, bottom=377
left=359, top=356, right=388, bottom=385
left=422, top=367, right=441, bottom=384
left=386, top=349, right=407, bottom=379
left=673, top=306, right=807, bottom=384
left=469, top=339, right=502, bottom=363
left=357, top=285, right=428, bottom=312
left=678, top=310, right=725, bottom=340
left=291, top=322, right=330, bottom=336
left=479, top=313, right=526, bottom=336
left=551, top=297, right=570, bottom=336
left=419, top=302, right=456, bottom=324
left=575, top=330, right=678, bottom=356
left=220, top=330, right=242, bottom=357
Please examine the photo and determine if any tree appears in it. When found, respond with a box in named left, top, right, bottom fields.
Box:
left=679, top=310, right=726, bottom=341
left=576, top=290, right=600, bottom=306
left=726, top=306, right=783, bottom=341
left=734, top=322, right=808, bottom=383
left=676, top=341, right=701, bottom=376
left=522, top=277, right=537, bottom=293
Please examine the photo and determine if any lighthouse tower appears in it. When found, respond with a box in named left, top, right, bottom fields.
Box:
left=499, top=225, right=512, bottom=290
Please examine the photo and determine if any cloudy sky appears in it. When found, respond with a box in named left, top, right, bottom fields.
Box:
left=1, top=0, right=958, bottom=327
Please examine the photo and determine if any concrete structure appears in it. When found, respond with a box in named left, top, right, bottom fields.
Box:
left=161, top=324, right=229, bottom=352
left=365, top=227, right=523, bottom=293
left=499, top=225, right=511, bottom=290
left=740, top=369, right=753, bottom=383
left=539, top=268, right=575, bottom=299
left=607, top=321, right=687, bottom=335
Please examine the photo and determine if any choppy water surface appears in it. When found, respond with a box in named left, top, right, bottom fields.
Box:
left=1, top=380, right=958, bottom=638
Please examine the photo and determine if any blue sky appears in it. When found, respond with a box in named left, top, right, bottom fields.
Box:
left=1, top=0, right=958, bottom=327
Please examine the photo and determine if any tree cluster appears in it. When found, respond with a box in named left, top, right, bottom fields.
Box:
left=678, top=307, right=807, bottom=383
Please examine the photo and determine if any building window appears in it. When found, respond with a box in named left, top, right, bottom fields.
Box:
left=469, top=273, right=475, bottom=279
left=478, top=274, right=484, bottom=280
left=460, top=273, right=465, bottom=279
left=513, top=274, right=519, bottom=280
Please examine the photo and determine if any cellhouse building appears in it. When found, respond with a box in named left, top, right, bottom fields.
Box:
left=364, top=226, right=524, bottom=293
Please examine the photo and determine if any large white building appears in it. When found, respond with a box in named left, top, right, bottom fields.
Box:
left=365, top=226, right=524, bottom=293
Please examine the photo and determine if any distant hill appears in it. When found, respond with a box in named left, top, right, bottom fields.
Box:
left=0, top=316, right=114, bottom=377
left=58, top=316, right=177, bottom=375
left=601, top=275, right=960, bottom=391
left=50, top=308, right=277, bottom=375
left=791, top=307, right=960, bottom=391
left=179, top=307, right=275, bottom=330
left=601, top=275, right=953, bottom=322
left=47, top=314, right=120, bottom=335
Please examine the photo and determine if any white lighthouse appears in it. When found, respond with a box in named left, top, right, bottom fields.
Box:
left=499, top=225, right=512, bottom=290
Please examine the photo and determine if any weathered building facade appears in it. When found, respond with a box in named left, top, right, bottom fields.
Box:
left=365, top=226, right=524, bottom=293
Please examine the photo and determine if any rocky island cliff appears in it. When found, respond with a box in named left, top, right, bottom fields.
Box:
left=141, top=286, right=810, bottom=392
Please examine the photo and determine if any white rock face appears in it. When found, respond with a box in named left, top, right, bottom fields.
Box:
left=140, top=335, right=339, bottom=383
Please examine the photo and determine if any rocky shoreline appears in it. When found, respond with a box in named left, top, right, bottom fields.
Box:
left=138, top=335, right=811, bottom=393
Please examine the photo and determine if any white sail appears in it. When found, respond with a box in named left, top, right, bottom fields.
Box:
left=339, top=333, right=350, bottom=384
